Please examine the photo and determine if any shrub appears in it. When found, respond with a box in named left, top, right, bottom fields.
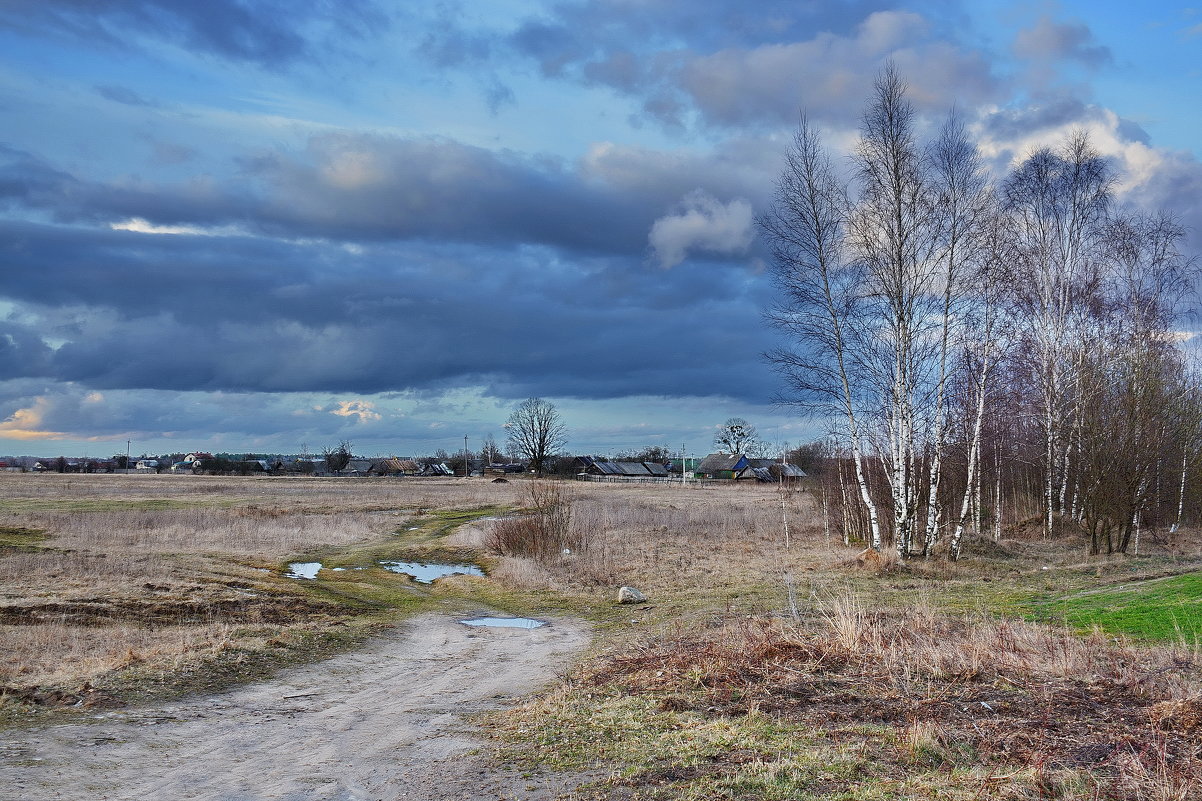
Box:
left=487, top=480, right=579, bottom=561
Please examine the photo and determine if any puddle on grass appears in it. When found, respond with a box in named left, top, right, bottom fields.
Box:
left=460, top=616, right=546, bottom=629
left=286, top=562, right=322, bottom=579
left=378, top=560, right=484, bottom=583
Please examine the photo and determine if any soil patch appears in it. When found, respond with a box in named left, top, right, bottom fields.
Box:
left=0, top=593, right=343, bottom=627
left=1, top=613, right=591, bottom=800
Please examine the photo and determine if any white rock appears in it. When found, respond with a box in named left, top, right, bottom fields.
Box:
left=617, top=586, right=647, bottom=604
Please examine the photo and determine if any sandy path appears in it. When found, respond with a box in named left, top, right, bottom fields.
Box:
left=1, top=614, right=590, bottom=800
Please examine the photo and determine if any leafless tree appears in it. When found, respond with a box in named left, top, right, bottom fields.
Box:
left=1002, top=133, right=1114, bottom=538
left=504, top=398, right=567, bottom=475
left=948, top=206, right=1011, bottom=560
left=713, top=417, right=761, bottom=453
left=923, top=111, right=993, bottom=557
left=480, top=433, right=504, bottom=466
left=760, top=114, right=883, bottom=550
left=763, top=69, right=1200, bottom=561
left=322, top=440, right=353, bottom=474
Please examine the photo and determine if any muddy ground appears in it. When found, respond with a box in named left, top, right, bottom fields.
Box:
left=0, top=613, right=592, bottom=801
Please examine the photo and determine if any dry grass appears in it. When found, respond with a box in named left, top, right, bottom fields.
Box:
left=486, top=480, right=579, bottom=560
left=0, top=473, right=527, bottom=704
left=1, top=622, right=239, bottom=688
left=522, top=598, right=1202, bottom=799
left=8, top=471, right=1202, bottom=798
left=482, top=480, right=836, bottom=594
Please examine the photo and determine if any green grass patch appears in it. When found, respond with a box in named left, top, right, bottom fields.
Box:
left=1032, top=571, right=1202, bottom=641
left=0, top=525, right=50, bottom=552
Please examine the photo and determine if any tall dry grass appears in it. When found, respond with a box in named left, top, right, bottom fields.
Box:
left=483, top=480, right=835, bottom=591
left=584, top=596, right=1202, bottom=799
left=1, top=622, right=238, bottom=688
left=0, top=473, right=526, bottom=695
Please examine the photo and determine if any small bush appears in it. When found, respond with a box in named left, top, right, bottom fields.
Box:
left=486, top=481, right=579, bottom=561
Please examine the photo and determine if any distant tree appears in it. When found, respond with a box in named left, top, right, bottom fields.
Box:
left=54, top=456, right=67, bottom=473
left=446, top=449, right=475, bottom=475
left=713, top=418, right=760, bottom=454
left=617, top=445, right=673, bottom=463
left=323, top=441, right=353, bottom=474
left=787, top=441, right=826, bottom=474
left=504, top=398, right=568, bottom=475
left=547, top=454, right=579, bottom=477
left=480, top=433, right=504, bottom=465
left=113, top=454, right=129, bottom=470
left=422, top=448, right=450, bottom=468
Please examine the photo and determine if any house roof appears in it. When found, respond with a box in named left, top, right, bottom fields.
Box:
left=643, top=462, right=669, bottom=477
left=745, top=460, right=807, bottom=479
left=614, top=461, right=650, bottom=476
left=697, top=453, right=748, bottom=473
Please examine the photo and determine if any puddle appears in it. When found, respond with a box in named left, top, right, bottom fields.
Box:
left=460, top=616, right=546, bottom=629
left=378, top=560, right=484, bottom=583
left=285, top=562, right=322, bottom=579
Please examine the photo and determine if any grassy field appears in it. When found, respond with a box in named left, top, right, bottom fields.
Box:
left=2, top=472, right=1200, bottom=799
left=1033, top=572, right=1202, bottom=641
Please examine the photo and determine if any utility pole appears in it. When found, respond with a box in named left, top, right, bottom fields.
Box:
left=681, top=442, right=687, bottom=487
left=464, top=435, right=469, bottom=478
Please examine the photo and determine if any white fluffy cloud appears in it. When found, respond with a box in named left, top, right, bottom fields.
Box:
left=648, top=190, right=753, bottom=268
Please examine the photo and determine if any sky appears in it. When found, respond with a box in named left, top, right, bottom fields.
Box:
left=0, top=1, right=1199, bottom=459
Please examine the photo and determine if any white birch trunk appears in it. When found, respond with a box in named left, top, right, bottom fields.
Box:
left=950, top=348, right=991, bottom=560
left=993, top=454, right=1003, bottom=543
left=1171, top=451, right=1186, bottom=535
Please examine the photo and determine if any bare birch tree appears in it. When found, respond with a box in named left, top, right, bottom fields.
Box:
left=760, top=115, right=883, bottom=550
left=922, top=111, right=992, bottom=557
left=846, top=64, right=945, bottom=558
left=1003, top=133, right=1114, bottom=539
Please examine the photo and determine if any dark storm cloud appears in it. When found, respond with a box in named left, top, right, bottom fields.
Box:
left=0, top=0, right=388, bottom=67
left=984, top=99, right=1153, bottom=150
left=0, top=324, right=53, bottom=380
left=1124, top=152, right=1202, bottom=255
left=236, top=134, right=656, bottom=252
left=0, top=135, right=774, bottom=259
left=507, top=0, right=929, bottom=74
left=983, top=97, right=1094, bottom=140
left=673, top=13, right=1000, bottom=129
left=0, top=221, right=779, bottom=403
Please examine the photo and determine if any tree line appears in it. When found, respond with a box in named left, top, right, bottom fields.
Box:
left=760, top=64, right=1198, bottom=560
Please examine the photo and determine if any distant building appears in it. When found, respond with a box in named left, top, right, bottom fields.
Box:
left=747, top=458, right=807, bottom=483
left=694, top=453, right=751, bottom=480
left=575, top=456, right=675, bottom=482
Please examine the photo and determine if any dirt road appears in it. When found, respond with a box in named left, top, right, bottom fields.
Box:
left=1, top=613, right=591, bottom=800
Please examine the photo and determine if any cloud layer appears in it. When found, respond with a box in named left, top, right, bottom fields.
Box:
left=0, top=0, right=1198, bottom=454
